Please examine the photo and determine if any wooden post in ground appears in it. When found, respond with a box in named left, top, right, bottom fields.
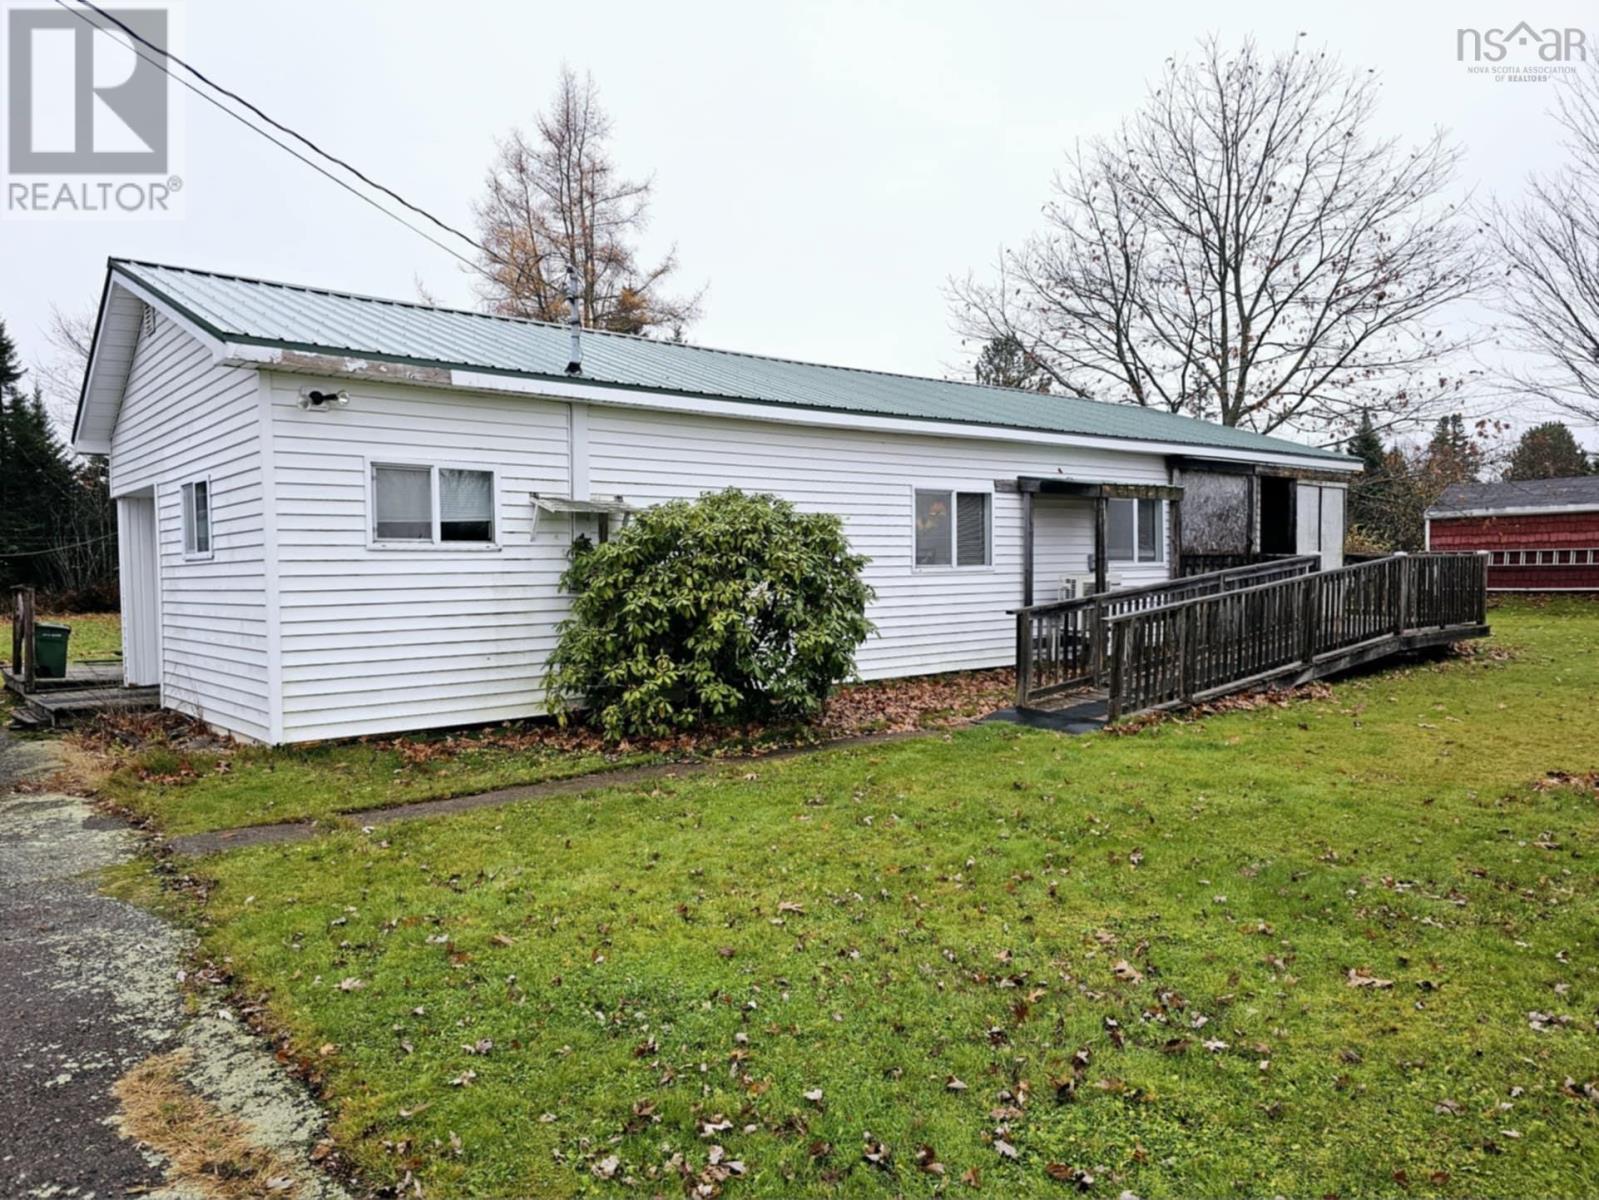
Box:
left=1015, top=610, right=1032, bottom=708
left=13, top=585, right=36, bottom=693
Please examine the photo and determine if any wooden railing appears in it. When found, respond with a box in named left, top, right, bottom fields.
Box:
left=1179, top=551, right=1305, bottom=577
left=1013, top=556, right=1320, bottom=705
left=1104, top=553, right=1487, bottom=719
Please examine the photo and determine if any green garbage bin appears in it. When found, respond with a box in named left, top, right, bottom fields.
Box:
left=34, top=622, right=70, bottom=679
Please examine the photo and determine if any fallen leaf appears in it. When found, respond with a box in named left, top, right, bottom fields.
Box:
left=1346, top=967, right=1394, bottom=989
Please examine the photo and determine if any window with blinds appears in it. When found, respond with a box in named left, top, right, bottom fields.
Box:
left=372, top=464, right=495, bottom=544
left=913, top=489, right=990, bottom=568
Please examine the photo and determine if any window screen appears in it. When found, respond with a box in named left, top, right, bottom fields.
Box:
left=182, top=481, right=210, bottom=556
left=373, top=465, right=432, bottom=540
left=439, top=469, right=494, bottom=542
left=914, top=490, right=952, bottom=566
left=955, top=492, right=989, bottom=566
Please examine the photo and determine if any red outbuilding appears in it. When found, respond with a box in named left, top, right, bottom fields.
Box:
left=1426, top=477, right=1599, bottom=593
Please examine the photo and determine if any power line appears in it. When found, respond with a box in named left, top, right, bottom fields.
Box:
left=51, top=0, right=529, bottom=287
left=63, top=0, right=493, bottom=264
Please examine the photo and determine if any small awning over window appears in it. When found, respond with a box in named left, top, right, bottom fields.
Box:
left=531, top=492, right=638, bottom=538
left=530, top=493, right=637, bottom=518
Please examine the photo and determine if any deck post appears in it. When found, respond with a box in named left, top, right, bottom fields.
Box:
left=1180, top=602, right=1198, bottom=704
left=1394, top=552, right=1410, bottom=636
left=1021, top=488, right=1035, bottom=608
left=1476, top=551, right=1489, bottom=624
left=1169, top=496, right=1184, bottom=579
left=1107, top=620, right=1125, bottom=721
left=1093, top=496, right=1108, bottom=595
left=1299, top=573, right=1318, bottom=667
left=1015, top=610, right=1032, bottom=708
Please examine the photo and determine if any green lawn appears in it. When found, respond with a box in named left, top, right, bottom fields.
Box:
left=177, top=601, right=1599, bottom=1196
left=1, top=610, right=122, bottom=661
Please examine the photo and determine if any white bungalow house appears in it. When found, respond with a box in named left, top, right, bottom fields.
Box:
left=73, top=259, right=1354, bottom=744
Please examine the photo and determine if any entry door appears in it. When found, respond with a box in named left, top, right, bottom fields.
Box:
left=117, top=494, right=161, bottom=687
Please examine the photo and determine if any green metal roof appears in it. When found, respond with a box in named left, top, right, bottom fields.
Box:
left=112, top=259, right=1350, bottom=463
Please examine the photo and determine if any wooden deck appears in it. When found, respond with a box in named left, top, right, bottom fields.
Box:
left=4, top=660, right=160, bottom=729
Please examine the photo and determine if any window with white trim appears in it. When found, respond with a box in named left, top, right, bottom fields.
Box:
left=372, top=464, right=495, bottom=544
left=181, top=480, right=211, bottom=557
left=1106, top=498, right=1164, bottom=563
left=914, top=489, right=990, bottom=567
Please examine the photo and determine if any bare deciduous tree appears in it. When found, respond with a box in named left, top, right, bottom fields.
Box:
left=474, top=66, right=701, bottom=336
left=949, top=38, right=1482, bottom=440
left=1489, top=66, right=1599, bottom=425
left=34, top=305, right=95, bottom=436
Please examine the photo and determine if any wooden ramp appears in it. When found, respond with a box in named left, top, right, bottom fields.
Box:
left=1013, top=553, right=1490, bottom=725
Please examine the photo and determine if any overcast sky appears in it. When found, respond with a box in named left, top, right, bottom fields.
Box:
left=4, top=0, right=1595, bottom=450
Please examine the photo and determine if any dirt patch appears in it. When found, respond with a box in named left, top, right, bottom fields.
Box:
left=115, top=1048, right=306, bottom=1199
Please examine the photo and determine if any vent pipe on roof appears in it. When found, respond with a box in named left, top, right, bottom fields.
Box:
left=564, top=263, right=582, bottom=376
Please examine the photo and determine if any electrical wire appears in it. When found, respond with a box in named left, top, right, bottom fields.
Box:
left=63, top=0, right=493, bottom=262
left=49, top=0, right=514, bottom=282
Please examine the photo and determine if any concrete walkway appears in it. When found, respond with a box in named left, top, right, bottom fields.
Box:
left=169, top=728, right=941, bottom=858
left=0, top=728, right=351, bottom=1200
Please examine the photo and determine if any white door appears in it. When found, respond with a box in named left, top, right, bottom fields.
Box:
left=117, top=494, right=161, bottom=687
left=1295, top=483, right=1321, bottom=561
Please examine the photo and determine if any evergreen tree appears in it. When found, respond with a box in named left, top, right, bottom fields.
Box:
left=1425, top=413, right=1482, bottom=485
left=1345, top=412, right=1390, bottom=542
left=0, top=317, right=91, bottom=594
left=974, top=334, right=1050, bottom=392
left=1504, top=421, right=1593, bottom=480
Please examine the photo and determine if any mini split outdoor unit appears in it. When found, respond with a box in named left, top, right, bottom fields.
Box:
left=1057, top=573, right=1121, bottom=600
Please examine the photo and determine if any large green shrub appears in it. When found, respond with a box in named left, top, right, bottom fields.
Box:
left=545, top=489, right=875, bottom=740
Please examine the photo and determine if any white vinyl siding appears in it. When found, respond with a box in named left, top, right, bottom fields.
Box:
left=270, top=378, right=569, bottom=742
left=585, top=405, right=1173, bottom=681
left=108, top=312, right=270, bottom=741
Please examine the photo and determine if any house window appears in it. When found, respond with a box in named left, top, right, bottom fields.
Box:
left=372, top=464, right=495, bottom=544
left=914, top=489, right=990, bottom=567
left=1106, top=498, right=1164, bottom=563
left=181, top=480, right=211, bottom=557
